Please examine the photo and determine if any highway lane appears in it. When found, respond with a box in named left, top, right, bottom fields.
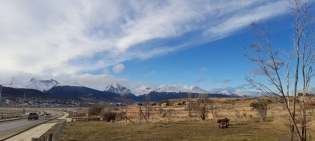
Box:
left=0, top=110, right=62, bottom=132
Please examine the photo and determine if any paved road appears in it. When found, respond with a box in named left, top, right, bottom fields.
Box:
left=6, top=112, right=71, bottom=141
left=0, top=117, right=47, bottom=132
left=0, top=110, right=62, bottom=140
left=0, top=111, right=61, bottom=131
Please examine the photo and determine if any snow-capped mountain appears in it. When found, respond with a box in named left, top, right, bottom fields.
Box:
left=183, top=86, right=209, bottom=93
left=104, top=83, right=131, bottom=96
left=3, top=78, right=59, bottom=92
left=132, top=85, right=154, bottom=96
left=57, top=82, right=82, bottom=87
left=212, top=89, right=262, bottom=97
left=23, top=78, right=59, bottom=92
left=1, top=77, right=262, bottom=97
left=3, top=77, right=23, bottom=88
left=154, top=85, right=208, bottom=93
left=233, top=90, right=263, bottom=97
left=218, top=90, right=235, bottom=95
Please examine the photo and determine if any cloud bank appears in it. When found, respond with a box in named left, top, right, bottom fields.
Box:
left=0, top=0, right=288, bottom=88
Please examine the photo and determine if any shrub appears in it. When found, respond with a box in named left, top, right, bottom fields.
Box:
left=104, top=112, right=116, bottom=122
left=250, top=99, right=270, bottom=121
left=88, top=104, right=104, bottom=115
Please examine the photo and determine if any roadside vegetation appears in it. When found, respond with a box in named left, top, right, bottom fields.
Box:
left=59, top=97, right=315, bottom=141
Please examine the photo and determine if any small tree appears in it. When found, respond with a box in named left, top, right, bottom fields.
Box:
left=250, top=99, right=269, bottom=121
left=88, top=104, right=104, bottom=115
left=196, top=94, right=208, bottom=120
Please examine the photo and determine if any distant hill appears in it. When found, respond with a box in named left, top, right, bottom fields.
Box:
left=137, top=92, right=239, bottom=102
left=46, top=86, right=120, bottom=100
left=0, top=85, right=52, bottom=98
left=0, top=83, right=242, bottom=103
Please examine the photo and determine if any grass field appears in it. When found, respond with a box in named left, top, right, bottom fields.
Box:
left=59, top=97, right=315, bottom=141
left=60, top=120, right=290, bottom=141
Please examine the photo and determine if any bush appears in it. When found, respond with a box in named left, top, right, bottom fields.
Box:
left=88, top=104, right=104, bottom=115
left=250, top=99, right=269, bottom=121
left=104, top=112, right=116, bottom=122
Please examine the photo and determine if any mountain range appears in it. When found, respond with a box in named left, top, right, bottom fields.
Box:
left=1, top=77, right=261, bottom=102
left=3, top=77, right=82, bottom=92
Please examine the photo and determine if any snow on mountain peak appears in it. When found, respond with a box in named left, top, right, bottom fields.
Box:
left=154, top=85, right=208, bottom=93
left=4, top=77, right=22, bottom=87
left=218, top=90, right=236, bottom=95
left=57, top=82, right=82, bottom=87
left=23, top=78, right=59, bottom=92
left=183, top=86, right=208, bottom=93
left=2, top=78, right=59, bottom=92
left=213, top=89, right=262, bottom=97
left=104, top=83, right=131, bottom=96
left=132, top=85, right=154, bottom=96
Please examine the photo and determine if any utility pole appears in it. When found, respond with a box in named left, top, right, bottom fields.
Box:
left=0, top=85, right=2, bottom=104
left=188, top=86, right=191, bottom=117
left=35, top=97, right=37, bottom=112
left=23, top=93, right=25, bottom=107
left=23, top=92, right=32, bottom=109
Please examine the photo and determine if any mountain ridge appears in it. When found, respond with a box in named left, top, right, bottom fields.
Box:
left=2, top=78, right=262, bottom=98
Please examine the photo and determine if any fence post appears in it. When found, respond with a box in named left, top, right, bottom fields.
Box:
left=48, top=133, right=53, bottom=141
left=31, top=138, right=40, bottom=141
left=55, top=133, right=59, bottom=141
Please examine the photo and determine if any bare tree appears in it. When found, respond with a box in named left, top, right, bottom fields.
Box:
left=187, top=87, right=192, bottom=117
left=145, top=94, right=151, bottom=118
left=245, top=1, right=315, bottom=140
left=196, top=94, right=208, bottom=121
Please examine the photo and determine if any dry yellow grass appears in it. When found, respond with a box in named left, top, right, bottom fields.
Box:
left=60, top=120, right=289, bottom=141
left=59, top=97, right=315, bottom=141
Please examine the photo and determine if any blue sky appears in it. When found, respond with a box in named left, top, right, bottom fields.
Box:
left=0, top=0, right=304, bottom=93
left=111, top=18, right=293, bottom=91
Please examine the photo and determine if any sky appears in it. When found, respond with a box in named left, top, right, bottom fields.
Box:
left=0, top=0, right=306, bottom=93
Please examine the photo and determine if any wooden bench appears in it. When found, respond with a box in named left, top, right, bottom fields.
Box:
left=217, top=118, right=229, bottom=128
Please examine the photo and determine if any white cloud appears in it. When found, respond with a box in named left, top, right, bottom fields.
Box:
left=0, top=0, right=288, bottom=88
left=195, top=78, right=205, bottom=83
left=222, top=79, right=231, bottom=83
left=112, top=64, right=125, bottom=73
left=211, top=79, right=231, bottom=84
left=205, top=1, right=287, bottom=36
left=103, top=68, right=110, bottom=74
left=213, top=80, right=221, bottom=84
left=200, top=67, right=208, bottom=72
left=143, top=71, right=156, bottom=76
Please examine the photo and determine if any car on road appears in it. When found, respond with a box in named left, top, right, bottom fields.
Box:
left=28, top=112, right=39, bottom=120
left=45, top=113, right=51, bottom=117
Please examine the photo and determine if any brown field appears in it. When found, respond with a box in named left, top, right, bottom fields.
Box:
left=59, top=97, right=315, bottom=141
